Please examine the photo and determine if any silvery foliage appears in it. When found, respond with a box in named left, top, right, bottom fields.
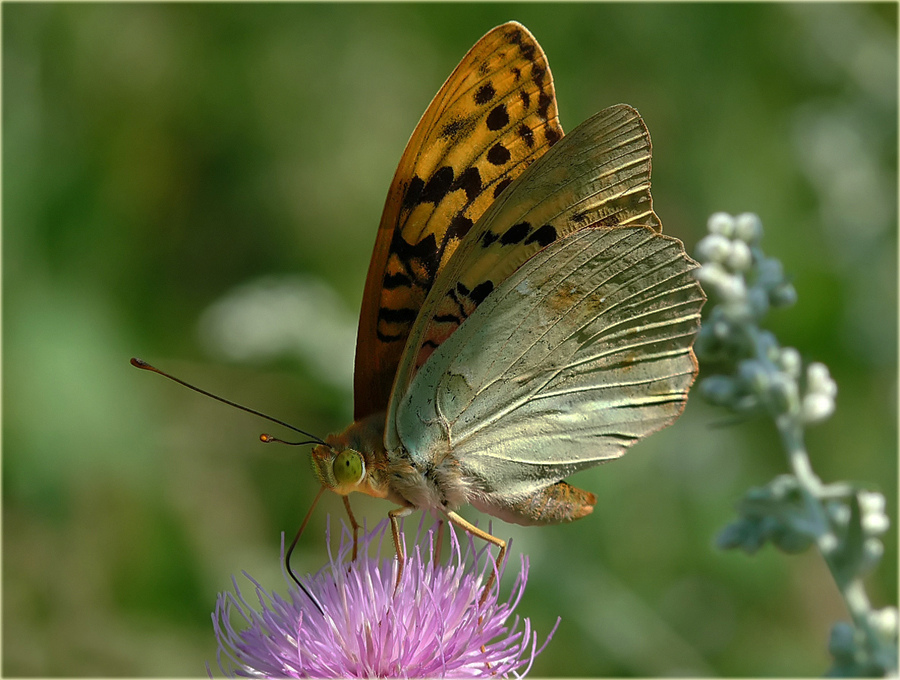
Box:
left=694, top=213, right=896, bottom=677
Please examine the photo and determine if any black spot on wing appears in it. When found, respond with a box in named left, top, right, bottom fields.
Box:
left=518, top=123, right=534, bottom=149
left=432, top=314, right=461, bottom=324
left=447, top=286, right=466, bottom=316
left=532, top=63, right=546, bottom=88
left=524, top=224, right=557, bottom=247
left=486, top=104, right=509, bottom=131
left=487, top=143, right=511, bottom=166
left=390, top=230, right=440, bottom=284
left=378, top=306, right=418, bottom=324
left=511, top=66, right=521, bottom=82
left=382, top=272, right=412, bottom=289
left=481, top=230, right=499, bottom=248
left=420, top=166, right=455, bottom=204
left=452, top=167, right=482, bottom=202
left=545, top=125, right=561, bottom=146
left=470, top=280, right=495, bottom=305
left=446, top=214, right=474, bottom=242
left=474, top=82, right=496, bottom=105
left=493, top=177, right=513, bottom=199
left=401, top=176, right=425, bottom=211
left=537, top=90, right=552, bottom=121
left=501, top=221, right=531, bottom=245
left=507, top=26, right=535, bottom=61
left=520, top=89, right=531, bottom=109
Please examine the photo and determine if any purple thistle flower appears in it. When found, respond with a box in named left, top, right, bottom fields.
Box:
left=212, top=519, right=558, bottom=678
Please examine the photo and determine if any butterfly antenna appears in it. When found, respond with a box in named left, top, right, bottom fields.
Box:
left=130, top=357, right=325, bottom=445
left=259, top=434, right=323, bottom=447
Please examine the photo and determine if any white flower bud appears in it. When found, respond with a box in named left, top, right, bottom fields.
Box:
left=778, top=347, right=802, bottom=379
left=695, top=261, right=728, bottom=286
left=802, top=392, right=835, bottom=423
left=819, top=533, right=839, bottom=554
left=858, top=491, right=886, bottom=515
left=867, top=607, right=898, bottom=642
left=726, top=239, right=753, bottom=272
left=807, top=362, right=837, bottom=398
left=718, top=273, right=748, bottom=303
left=708, top=212, right=736, bottom=237
left=862, top=510, right=890, bottom=536
left=696, top=234, right=733, bottom=264
left=863, top=537, right=885, bottom=566
left=696, top=263, right=747, bottom=302
left=734, top=213, right=763, bottom=243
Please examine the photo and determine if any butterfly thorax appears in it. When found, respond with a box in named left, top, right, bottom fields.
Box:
left=311, top=410, right=473, bottom=514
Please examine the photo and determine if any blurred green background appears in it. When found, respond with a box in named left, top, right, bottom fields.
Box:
left=4, top=3, right=897, bottom=676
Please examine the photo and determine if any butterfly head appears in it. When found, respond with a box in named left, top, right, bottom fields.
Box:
left=309, top=413, right=391, bottom=499
left=311, top=443, right=366, bottom=496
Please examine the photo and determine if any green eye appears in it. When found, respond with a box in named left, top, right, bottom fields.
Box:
left=333, top=450, right=364, bottom=486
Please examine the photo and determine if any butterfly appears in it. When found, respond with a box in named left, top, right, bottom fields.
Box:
left=301, top=21, right=705, bottom=590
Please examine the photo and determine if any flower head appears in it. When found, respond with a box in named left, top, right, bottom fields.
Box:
left=212, top=519, right=557, bottom=678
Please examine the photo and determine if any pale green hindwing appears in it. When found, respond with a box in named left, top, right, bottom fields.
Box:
left=395, top=225, right=704, bottom=507
left=385, top=104, right=661, bottom=453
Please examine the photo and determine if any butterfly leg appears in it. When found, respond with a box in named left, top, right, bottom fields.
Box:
left=388, top=505, right=414, bottom=590
left=445, top=510, right=507, bottom=606
left=342, top=495, right=360, bottom=561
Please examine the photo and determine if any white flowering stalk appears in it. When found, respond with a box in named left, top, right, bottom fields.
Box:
left=694, top=212, right=897, bottom=676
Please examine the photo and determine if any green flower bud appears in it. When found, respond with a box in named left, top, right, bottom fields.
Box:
left=757, top=257, right=785, bottom=288
left=826, top=500, right=851, bottom=526
left=828, top=622, right=857, bottom=661
left=700, top=375, right=739, bottom=405
left=756, top=330, right=780, bottom=359
left=747, top=287, right=770, bottom=318
left=769, top=372, right=800, bottom=414
left=769, top=282, right=798, bottom=308
left=861, top=537, right=884, bottom=572
left=739, top=359, right=770, bottom=395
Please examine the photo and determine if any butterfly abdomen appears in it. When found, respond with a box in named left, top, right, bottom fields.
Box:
left=472, top=481, right=597, bottom=526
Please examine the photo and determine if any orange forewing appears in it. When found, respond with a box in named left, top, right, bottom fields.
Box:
left=353, top=21, right=564, bottom=421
